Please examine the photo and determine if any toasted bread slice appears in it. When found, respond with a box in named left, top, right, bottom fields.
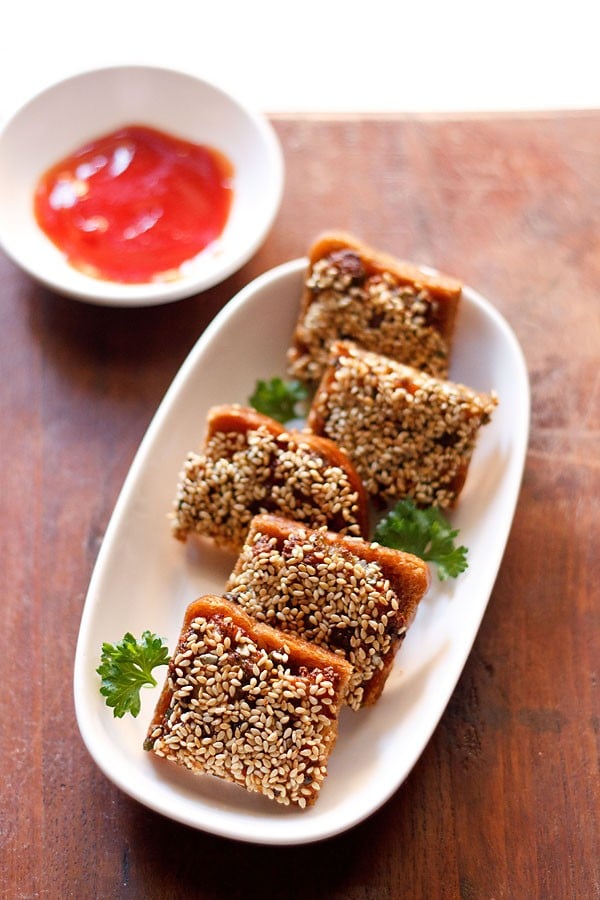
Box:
left=171, top=404, right=369, bottom=552
left=308, top=341, right=498, bottom=508
left=287, top=231, right=462, bottom=383
left=145, top=594, right=352, bottom=807
left=225, top=514, right=430, bottom=709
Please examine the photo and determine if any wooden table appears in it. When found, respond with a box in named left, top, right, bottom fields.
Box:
left=2, top=113, right=598, bottom=899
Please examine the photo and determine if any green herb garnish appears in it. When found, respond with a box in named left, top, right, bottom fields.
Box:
left=97, top=631, right=170, bottom=718
left=374, top=499, right=468, bottom=581
left=249, top=377, right=309, bottom=424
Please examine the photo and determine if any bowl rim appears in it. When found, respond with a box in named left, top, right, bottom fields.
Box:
left=0, top=64, right=285, bottom=307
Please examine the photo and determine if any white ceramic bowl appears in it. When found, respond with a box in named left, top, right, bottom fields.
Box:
left=0, top=66, right=284, bottom=306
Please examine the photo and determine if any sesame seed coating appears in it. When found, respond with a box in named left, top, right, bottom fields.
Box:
left=308, top=341, right=498, bottom=508
left=171, top=421, right=366, bottom=551
left=225, top=515, right=429, bottom=710
left=145, top=596, right=351, bottom=807
left=288, top=253, right=452, bottom=383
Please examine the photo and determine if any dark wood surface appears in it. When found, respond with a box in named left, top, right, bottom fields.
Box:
left=1, top=113, right=598, bottom=899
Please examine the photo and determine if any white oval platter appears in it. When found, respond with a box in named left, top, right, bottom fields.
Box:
left=73, top=258, right=530, bottom=844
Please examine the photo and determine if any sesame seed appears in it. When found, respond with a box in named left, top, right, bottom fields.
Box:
left=226, top=516, right=429, bottom=709
left=308, top=341, right=497, bottom=508
left=288, top=254, right=452, bottom=382
left=171, top=422, right=364, bottom=549
left=145, top=602, right=350, bottom=808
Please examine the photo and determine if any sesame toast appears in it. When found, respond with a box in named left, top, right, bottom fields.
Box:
left=145, top=594, right=353, bottom=808
left=225, top=514, right=430, bottom=709
left=287, top=231, right=462, bottom=383
left=308, top=341, right=498, bottom=508
left=171, top=404, right=369, bottom=552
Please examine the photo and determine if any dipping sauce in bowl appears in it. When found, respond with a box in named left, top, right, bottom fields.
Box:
left=34, top=124, right=234, bottom=284
left=0, top=65, right=284, bottom=305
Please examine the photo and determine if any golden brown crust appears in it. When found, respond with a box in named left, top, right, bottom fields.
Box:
left=146, top=595, right=352, bottom=807
left=206, top=404, right=286, bottom=438
left=171, top=405, right=369, bottom=551
left=308, top=231, right=462, bottom=305
left=225, top=514, right=430, bottom=708
left=288, top=231, right=462, bottom=383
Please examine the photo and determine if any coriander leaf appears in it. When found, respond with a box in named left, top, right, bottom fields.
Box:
left=374, top=499, right=468, bottom=581
left=249, top=377, right=309, bottom=424
left=97, top=631, right=170, bottom=718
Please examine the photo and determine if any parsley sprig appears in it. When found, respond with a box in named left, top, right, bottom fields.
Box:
left=249, top=377, right=309, bottom=424
left=97, top=631, right=170, bottom=718
left=374, top=500, right=468, bottom=581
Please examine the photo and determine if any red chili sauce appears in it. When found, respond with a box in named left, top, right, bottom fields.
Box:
left=34, top=124, right=234, bottom=283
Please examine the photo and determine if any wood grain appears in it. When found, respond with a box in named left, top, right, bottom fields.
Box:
left=1, top=112, right=598, bottom=899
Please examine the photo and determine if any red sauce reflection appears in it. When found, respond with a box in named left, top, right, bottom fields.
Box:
left=34, top=124, right=234, bottom=284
